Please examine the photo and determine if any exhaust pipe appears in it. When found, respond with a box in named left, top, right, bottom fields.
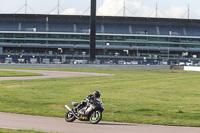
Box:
left=65, top=104, right=79, bottom=119
left=65, top=104, right=72, bottom=111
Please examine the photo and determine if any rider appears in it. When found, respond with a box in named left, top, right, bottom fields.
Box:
left=72, top=90, right=101, bottom=113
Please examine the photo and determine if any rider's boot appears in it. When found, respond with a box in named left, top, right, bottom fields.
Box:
left=72, top=107, right=77, bottom=113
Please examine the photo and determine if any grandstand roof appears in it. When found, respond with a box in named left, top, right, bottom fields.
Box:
left=0, top=14, right=200, bottom=26
left=1, top=14, right=200, bottom=36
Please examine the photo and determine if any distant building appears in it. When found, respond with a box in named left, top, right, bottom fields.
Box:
left=0, top=14, right=200, bottom=64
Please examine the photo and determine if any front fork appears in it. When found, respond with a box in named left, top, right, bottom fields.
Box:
left=92, top=111, right=97, bottom=118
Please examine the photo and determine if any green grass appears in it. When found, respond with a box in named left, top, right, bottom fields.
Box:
left=0, top=68, right=200, bottom=127
left=0, top=128, right=48, bottom=133
left=0, top=70, right=42, bottom=77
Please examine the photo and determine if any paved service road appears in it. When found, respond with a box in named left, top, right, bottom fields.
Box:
left=0, top=112, right=200, bottom=133
left=0, top=69, right=200, bottom=133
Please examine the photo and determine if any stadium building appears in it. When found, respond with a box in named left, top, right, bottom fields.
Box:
left=0, top=14, right=200, bottom=65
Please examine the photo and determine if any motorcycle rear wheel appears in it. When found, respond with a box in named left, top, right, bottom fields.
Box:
left=65, top=111, right=76, bottom=122
left=89, top=110, right=102, bottom=124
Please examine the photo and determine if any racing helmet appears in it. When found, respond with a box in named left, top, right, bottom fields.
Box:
left=93, top=90, right=101, bottom=98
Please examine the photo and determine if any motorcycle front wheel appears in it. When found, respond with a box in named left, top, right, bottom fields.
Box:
left=65, top=111, right=76, bottom=122
left=89, top=110, right=102, bottom=124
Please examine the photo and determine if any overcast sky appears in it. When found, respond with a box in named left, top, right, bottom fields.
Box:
left=0, top=0, right=200, bottom=19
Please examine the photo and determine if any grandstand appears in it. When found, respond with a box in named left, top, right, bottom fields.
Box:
left=0, top=14, right=200, bottom=65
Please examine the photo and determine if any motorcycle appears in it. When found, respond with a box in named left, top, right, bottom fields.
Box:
left=65, top=98, right=104, bottom=124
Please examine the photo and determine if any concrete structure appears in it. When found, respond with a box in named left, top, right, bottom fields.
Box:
left=1, top=14, right=200, bottom=65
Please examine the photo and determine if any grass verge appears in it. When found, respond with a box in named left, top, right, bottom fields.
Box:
left=0, top=68, right=200, bottom=127
left=0, top=128, right=48, bottom=133
left=0, top=70, right=42, bottom=77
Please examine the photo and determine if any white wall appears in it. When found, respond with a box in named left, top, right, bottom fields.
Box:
left=184, top=66, right=200, bottom=71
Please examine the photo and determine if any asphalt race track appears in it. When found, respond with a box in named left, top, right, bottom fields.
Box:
left=0, top=69, right=114, bottom=81
left=0, top=69, right=200, bottom=133
left=0, top=112, right=200, bottom=133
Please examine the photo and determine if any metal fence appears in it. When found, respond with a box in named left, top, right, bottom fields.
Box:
left=0, top=64, right=171, bottom=70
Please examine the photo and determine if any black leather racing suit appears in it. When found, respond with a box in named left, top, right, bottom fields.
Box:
left=75, top=94, right=96, bottom=110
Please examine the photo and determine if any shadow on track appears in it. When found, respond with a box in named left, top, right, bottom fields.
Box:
left=75, top=121, right=138, bottom=126
left=98, top=122, right=138, bottom=126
